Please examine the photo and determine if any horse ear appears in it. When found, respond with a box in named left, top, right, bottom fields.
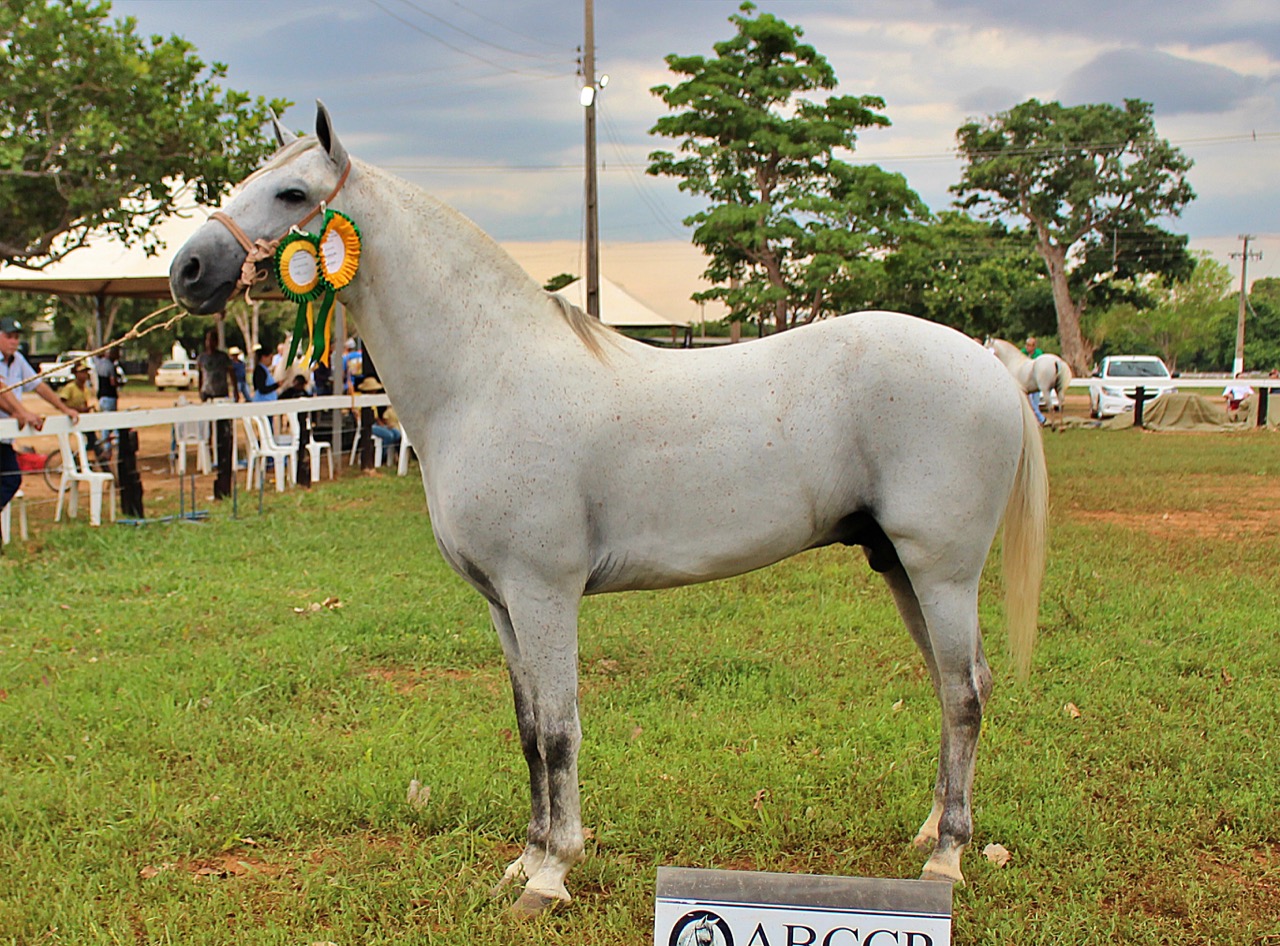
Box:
left=270, top=109, right=298, bottom=148
left=315, top=100, right=349, bottom=170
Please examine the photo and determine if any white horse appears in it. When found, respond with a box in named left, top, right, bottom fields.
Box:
left=987, top=339, right=1072, bottom=428
left=170, top=104, right=1048, bottom=915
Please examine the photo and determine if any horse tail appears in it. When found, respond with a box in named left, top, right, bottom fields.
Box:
left=1002, top=394, right=1048, bottom=679
left=1055, top=357, right=1073, bottom=407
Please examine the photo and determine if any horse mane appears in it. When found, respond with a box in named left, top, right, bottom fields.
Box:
left=546, top=292, right=619, bottom=362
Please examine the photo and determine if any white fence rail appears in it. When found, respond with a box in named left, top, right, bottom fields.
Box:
left=0, top=393, right=390, bottom=439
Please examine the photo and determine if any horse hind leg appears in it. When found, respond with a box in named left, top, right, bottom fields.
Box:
left=881, top=564, right=945, bottom=850
left=883, top=565, right=992, bottom=885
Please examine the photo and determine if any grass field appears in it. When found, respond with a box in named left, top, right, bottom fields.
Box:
left=2, top=428, right=1278, bottom=944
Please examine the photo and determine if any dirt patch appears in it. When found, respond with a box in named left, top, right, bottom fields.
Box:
left=364, top=664, right=505, bottom=696
left=1065, top=474, right=1280, bottom=539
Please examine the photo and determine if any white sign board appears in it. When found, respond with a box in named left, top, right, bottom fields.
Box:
left=655, top=867, right=951, bottom=946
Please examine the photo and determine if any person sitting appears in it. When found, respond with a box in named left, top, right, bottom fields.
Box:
left=1222, top=374, right=1254, bottom=415
left=357, top=377, right=401, bottom=461
left=278, top=374, right=311, bottom=400
left=57, top=361, right=106, bottom=461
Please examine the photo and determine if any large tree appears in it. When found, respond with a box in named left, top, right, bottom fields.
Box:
left=647, top=2, right=925, bottom=333
left=0, top=0, right=289, bottom=268
left=953, top=98, right=1194, bottom=374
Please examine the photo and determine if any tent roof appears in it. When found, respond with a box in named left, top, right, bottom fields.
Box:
left=0, top=212, right=212, bottom=299
left=551, top=276, right=688, bottom=328
left=0, top=215, right=689, bottom=328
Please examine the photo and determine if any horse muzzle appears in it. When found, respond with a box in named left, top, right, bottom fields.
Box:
left=169, top=223, right=246, bottom=314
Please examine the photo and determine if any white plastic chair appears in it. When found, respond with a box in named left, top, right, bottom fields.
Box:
left=1, top=489, right=28, bottom=544
left=287, top=412, right=333, bottom=480
left=172, top=396, right=212, bottom=475
left=54, top=432, right=116, bottom=526
left=242, top=415, right=295, bottom=492
left=397, top=429, right=413, bottom=476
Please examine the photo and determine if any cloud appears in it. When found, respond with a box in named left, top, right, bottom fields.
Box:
left=1058, top=48, right=1263, bottom=115
left=957, top=85, right=1025, bottom=114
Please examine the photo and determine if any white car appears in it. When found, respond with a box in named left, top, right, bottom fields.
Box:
left=45, top=350, right=94, bottom=386
left=154, top=359, right=197, bottom=391
left=1088, top=355, right=1177, bottom=418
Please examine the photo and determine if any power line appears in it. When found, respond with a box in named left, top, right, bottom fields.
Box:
left=365, top=0, right=568, bottom=79
left=389, top=0, right=567, bottom=64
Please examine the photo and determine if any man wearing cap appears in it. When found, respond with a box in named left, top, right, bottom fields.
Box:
left=0, top=316, right=81, bottom=512
left=57, top=361, right=105, bottom=461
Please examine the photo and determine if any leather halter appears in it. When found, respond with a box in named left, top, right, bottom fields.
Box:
left=210, top=159, right=352, bottom=297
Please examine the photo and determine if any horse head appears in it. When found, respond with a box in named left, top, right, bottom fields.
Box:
left=169, top=102, right=349, bottom=314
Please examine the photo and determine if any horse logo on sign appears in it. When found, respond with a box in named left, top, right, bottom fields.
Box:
left=670, top=910, right=734, bottom=946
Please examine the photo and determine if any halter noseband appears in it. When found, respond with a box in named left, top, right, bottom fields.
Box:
left=210, top=159, right=352, bottom=297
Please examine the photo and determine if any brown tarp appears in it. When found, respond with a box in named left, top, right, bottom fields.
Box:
left=1094, top=392, right=1279, bottom=431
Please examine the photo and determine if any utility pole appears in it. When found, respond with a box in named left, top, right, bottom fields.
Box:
left=581, top=0, right=600, bottom=319
left=1230, top=234, right=1262, bottom=376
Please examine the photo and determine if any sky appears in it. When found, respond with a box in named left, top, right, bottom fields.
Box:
left=109, top=0, right=1280, bottom=299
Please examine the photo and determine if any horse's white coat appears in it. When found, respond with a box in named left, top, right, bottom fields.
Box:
left=170, top=106, right=1048, bottom=914
left=988, top=339, right=1073, bottom=427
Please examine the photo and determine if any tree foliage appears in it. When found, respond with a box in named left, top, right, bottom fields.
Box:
left=0, top=0, right=289, bottom=268
left=874, top=212, right=1053, bottom=340
left=1088, top=254, right=1234, bottom=372
left=953, top=98, right=1194, bottom=373
left=647, top=2, right=926, bottom=332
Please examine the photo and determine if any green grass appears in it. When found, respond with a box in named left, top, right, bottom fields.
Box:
left=2, top=430, right=1279, bottom=944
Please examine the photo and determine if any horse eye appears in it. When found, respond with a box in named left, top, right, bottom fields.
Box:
left=277, top=188, right=308, bottom=204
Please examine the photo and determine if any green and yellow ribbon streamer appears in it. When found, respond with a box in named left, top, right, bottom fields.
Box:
left=274, top=210, right=361, bottom=367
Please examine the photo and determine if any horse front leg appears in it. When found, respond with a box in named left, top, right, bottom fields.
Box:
left=488, top=596, right=585, bottom=915
left=490, top=603, right=551, bottom=895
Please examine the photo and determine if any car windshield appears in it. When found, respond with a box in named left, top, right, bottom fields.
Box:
left=160, top=362, right=185, bottom=370
left=1106, top=360, right=1169, bottom=378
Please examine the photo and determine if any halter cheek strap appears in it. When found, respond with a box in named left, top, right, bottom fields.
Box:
left=210, top=159, right=353, bottom=297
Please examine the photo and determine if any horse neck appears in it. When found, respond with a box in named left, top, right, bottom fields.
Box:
left=335, top=161, right=561, bottom=398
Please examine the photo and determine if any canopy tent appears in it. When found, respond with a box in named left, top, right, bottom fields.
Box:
left=0, top=212, right=211, bottom=299
left=548, top=275, right=689, bottom=328
left=0, top=213, right=692, bottom=332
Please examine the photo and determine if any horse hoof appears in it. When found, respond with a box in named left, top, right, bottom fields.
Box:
left=511, top=890, right=565, bottom=918
left=919, top=867, right=963, bottom=887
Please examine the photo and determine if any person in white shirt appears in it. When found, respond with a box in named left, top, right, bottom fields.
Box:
left=1222, top=374, right=1254, bottom=414
left=0, top=317, right=80, bottom=512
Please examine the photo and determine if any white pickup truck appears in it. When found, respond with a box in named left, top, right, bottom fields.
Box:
left=1088, top=355, right=1178, bottom=418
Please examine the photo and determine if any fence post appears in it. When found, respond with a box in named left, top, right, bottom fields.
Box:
left=1132, top=386, right=1148, bottom=429
left=117, top=428, right=144, bottom=518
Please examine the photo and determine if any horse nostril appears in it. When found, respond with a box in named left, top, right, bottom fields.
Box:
left=181, top=254, right=201, bottom=286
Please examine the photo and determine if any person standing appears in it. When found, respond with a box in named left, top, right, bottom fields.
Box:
left=228, top=346, right=250, bottom=401
left=0, top=317, right=79, bottom=513
left=197, top=329, right=238, bottom=403
left=91, top=346, right=125, bottom=458
left=252, top=346, right=280, bottom=402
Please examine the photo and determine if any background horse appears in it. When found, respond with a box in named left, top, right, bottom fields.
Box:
left=987, top=338, right=1073, bottom=428
left=171, top=103, right=1048, bottom=916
